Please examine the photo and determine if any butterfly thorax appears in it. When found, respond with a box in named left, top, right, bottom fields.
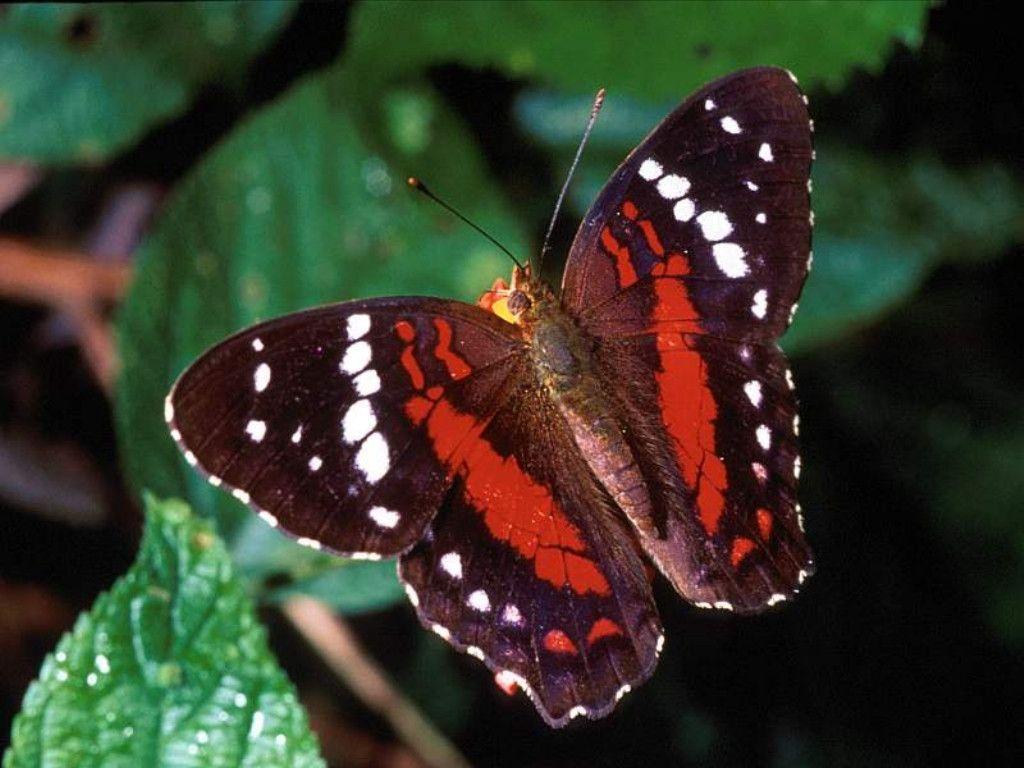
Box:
left=509, top=273, right=659, bottom=537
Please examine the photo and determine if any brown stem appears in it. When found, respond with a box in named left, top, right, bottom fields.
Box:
left=0, top=238, right=131, bottom=307
left=281, top=597, right=472, bottom=768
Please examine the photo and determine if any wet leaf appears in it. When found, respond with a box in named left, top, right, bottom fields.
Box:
left=3, top=495, right=324, bottom=768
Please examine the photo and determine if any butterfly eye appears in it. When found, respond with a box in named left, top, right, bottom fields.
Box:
left=507, top=291, right=532, bottom=316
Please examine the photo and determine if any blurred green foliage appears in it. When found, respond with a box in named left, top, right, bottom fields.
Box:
left=3, top=495, right=323, bottom=768
left=0, top=3, right=295, bottom=164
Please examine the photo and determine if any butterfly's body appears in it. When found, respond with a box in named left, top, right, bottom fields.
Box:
left=516, top=270, right=657, bottom=536
left=167, top=67, right=815, bottom=727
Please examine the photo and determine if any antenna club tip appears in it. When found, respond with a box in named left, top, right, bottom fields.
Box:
left=407, top=176, right=422, bottom=189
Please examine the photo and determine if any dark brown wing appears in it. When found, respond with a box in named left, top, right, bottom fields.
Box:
left=167, top=297, right=523, bottom=558
left=559, top=67, right=814, bottom=611
left=399, top=368, right=662, bottom=727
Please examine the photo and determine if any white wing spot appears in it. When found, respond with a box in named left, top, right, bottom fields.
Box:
left=340, top=341, right=372, bottom=375
left=752, top=462, right=768, bottom=482
left=501, top=603, right=524, bottom=625
left=615, top=684, right=632, bottom=702
left=308, top=455, right=323, bottom=472
left=696, top=210, right=733, bottom=241
left=793, top=414, right=801, bottom=435
left=208, top=475, right=222, bottom=488
left=355, top=431, right=389, bottom=483
left=756, top=424, right=772, bottom=450
left=798, top=569, right=810, bottom=584
left=369, top=506, right=400, bottom=529
left=656, top=174, right=691, bottom=200
left=785, top=368, right=796, bottom=390
left=745, top=180, right=759, bottom=191
left=713, top=601, right=734, bottom=611
left=349, top=552, right=382, bottom=561
left=720, top=116, right=742, bottom=134
left=751, top=288, right=768, bottom=319
left=254, top=363, right=271, bottom=392
left=440, top=551, right=463, bottom=579
left=789, top=302, right=799, bottom=324
left=467, top=645, right=485, bottom=660
left=656, top=635, right=667, bottom=653
left=712, top=243, right=749, bottom=277
left=756, top=212, right=767, bottom=224
left=353, top=368, right=381, bottom=396
left=432, top=624, right=452, bottom=641
left=673, top=198, right=695, bottom=222
left=259, top=511, right=279, bottom=528
left=251, top=338, right=264, bottom=352
left=467, top=589, right=491, bottom=612
left=743, top=380, right=763, bottom=407
left=767, top=593, right=787, bottom=606
left=346, top=313, right=371, bottom=341
left=704, top=98, right=716, bottom=111
left=291, top=426, right=303, bottom=444
left=184, top=450, right=198, bottom=466
left=759, top=142, right=774, bottom=162
left=342, top=399, right=377, bottom=444
left=404, top=584, right=420, bottom=607
left=163, top=397, right=174, bottom=423
left=245, top=419, right=267, bottom=442
left=794, top=455, right=802, bottom=479
left=297, top=537, right=322, bottom=550
left=638, top=158, right=663, bottom=180
left=568, top=705, right=588, bottom=720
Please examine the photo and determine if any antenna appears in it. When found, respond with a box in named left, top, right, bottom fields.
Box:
left=407, top=178, right=524, bottom=270
left=536, top=87, right=606, bottom=273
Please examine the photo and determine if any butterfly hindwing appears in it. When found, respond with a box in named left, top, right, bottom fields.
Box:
left=167, top=297, right=522, bottom=557
left=559, top=67, right=814, bottom=610
left=399, top=373, right=662, bottom=726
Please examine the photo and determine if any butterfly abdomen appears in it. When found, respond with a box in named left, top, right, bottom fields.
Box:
left=528, top=298, right=658, bottom=536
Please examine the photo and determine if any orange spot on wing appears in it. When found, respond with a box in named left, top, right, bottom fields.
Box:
left=730, top=536, right=756, bottom=567
left=655, top=343, right=728, bottom=535
left=757, top=508, right=773, bottom=540
left=416, top=398, right=610, bottom=596
left=433, top=319, right=472, bottom=380
left=404, top=395, right=432, bottom=426
left=637, top=219, right=665, bottom=256
left=586, top=617, right=624, bottom=646
left=543, top=629, right=578, bottom=654
left=622, top=200, right=639, bottom=220
left=395, top=320, right=426, bottom=390
left=601, top=226, right=639, bottom=288
left=395, top=320, right=416, bottom=343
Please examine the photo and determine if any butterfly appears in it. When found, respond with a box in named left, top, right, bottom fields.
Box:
left=165, top=67, right=814, bottom=727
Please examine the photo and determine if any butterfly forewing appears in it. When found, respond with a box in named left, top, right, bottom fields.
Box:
left=398, top=375, right=662, bottom=726
left=560, top=67, right=814, bottom=610
left=167, top=297, right=522, bottom=557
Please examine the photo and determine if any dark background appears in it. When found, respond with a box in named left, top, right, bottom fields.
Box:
left=2, top=2, right=1022, bottom=766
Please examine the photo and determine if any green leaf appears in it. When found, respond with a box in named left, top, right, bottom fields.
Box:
left=267, top=560, right=405, bottom=616
left=115, top=66, right=526, bottom=600
left=3, top=494, right=324, bottom=768
left=784, top=149, right=1024, bottom=353
left=0, top=2, right=295, bottom=164
left=346, top=0, right=929, bottom=102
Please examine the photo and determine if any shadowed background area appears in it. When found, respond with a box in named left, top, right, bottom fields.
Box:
left=1, top=1, right=1022, bottom=766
